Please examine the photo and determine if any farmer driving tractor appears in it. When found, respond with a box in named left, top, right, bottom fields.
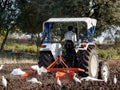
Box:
left=63, top=26, right=77, bottom=67
left=64, top=26, right=77, bottom=43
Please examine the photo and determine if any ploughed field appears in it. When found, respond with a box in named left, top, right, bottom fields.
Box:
left=0, top=60, right=120, bottom=90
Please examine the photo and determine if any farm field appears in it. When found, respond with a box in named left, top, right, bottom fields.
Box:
left=0, top=1, right=120, bottom=90
left=0, top=60, right=120, bottom=90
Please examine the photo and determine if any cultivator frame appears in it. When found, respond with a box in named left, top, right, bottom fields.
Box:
left=47, top=56, right=85, bottom=81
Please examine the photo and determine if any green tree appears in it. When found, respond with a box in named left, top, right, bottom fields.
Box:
left=17, top=0, right=90, bottom=34
left=90, top=0, right=120, bottom=36
left=114, top=30, right=120, bottom=48
left=17, top=0, right=120, bottom=38
left=0, top=0, right=20, bottom=51
left=17, top=0, right=42, bottom=34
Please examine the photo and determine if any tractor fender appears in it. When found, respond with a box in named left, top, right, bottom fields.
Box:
left=75, top=42, right=95, bottom=52
left=40, top=43, right=62, bottom=59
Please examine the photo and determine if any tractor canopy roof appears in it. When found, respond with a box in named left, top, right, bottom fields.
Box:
left=44, top=17, right=97, bottom=29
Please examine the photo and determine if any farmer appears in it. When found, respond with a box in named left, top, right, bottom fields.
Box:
left=64, top=26, right=77, bottom=43
left=63, top=26, right=77, bottom=67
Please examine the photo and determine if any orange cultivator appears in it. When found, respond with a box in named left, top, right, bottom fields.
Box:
left=47, top=56, right=85, bottom=82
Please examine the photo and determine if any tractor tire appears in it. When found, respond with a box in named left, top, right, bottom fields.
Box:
left=77, top=48, right=99, bottom=78
left=98, top=61, right=109, bottom=81
left=38, top=51, right=54, bottom=68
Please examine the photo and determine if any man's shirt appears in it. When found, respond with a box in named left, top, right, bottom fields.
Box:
left=64, top=31, right=77, bottom=43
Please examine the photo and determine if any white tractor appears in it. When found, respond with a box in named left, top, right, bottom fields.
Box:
left=38, top=17, right=109, bottom=80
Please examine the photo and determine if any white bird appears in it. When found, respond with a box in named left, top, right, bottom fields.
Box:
left=104, top=76, right=108, bottom=83
left=2, top=76, right=7, bottom=87
left=113, top=75, right=117, bottom=84
left=57, top=77, right=61, bottom=86
left=38, top=66, right=47, bottom=74
left=10, top=68, right=26, bottom=75
left=73, top=73, right=81, bottom=83
left=31, top=65, right=39, bottom=70
left=0, top=64, right=4, bottom=70
left=27, top=77, right=42, bottom=84
left=80, top=76, right=104, bottom=81
left=30, top=65, right=47, bottom=75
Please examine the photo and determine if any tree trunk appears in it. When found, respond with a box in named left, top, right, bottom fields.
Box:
left=36, top=33, right=41, bottom=54
left=0, top=30, right=9, bottom=51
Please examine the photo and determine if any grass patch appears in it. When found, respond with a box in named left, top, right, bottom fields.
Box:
left=0, top=36, right=37, bottom=53
left=5, top=42, right=37, bottom=53
left=0, top=36, right=39, bottom=63
left=97, top=47, right=120, bottom=60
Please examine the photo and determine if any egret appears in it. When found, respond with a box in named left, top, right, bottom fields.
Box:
left=38, top=66, right=47, bottom=75
left=27, top=77, right=42, bottom=84
left=11, top=68, right=26, bottom=75
left=0, top=64, right=4, bottom=70
left=104, top=76, right=108, bottom=83
left=73, top=73, right=81, bottom=83
left=80, top=76, right=103, bottom=81
left=2, top=76, right=7, bottom=87
left=30, top=65, right=47, bottom=75
left=30, top=65, right=39, bottom=75
left=57, top=77, right=61, bottom=86
left=113, top=75, right=117, bottom=84
left=31, top=65, right=39, bottom=70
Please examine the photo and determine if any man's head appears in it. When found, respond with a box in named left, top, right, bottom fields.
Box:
left=68, top=26, right=73, bottom=31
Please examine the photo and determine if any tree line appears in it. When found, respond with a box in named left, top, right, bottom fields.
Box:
left=0, top=0, right=120, bottom=51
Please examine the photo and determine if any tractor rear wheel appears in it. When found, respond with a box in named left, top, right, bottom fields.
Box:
left=77, top=48, right=99, bottom=78
left=98, top=61, right=109, bottom=81
left=38, top=51, right=54, bottom=68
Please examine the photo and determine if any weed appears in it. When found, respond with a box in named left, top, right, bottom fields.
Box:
left=98, top=47, right=120, bottom=60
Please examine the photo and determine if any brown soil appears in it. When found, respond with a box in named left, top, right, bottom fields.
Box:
left=0, top=60, right=120, bottom=90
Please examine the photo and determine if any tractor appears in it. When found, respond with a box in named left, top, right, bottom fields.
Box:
left=38, top=17, right=109, bottom=81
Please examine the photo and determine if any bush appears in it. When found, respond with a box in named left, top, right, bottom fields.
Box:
left=114, top=38, right=120, bottom=48
left=4, top=41, right=37, bottom=53
left=98, top=48, right=119, bottom=60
